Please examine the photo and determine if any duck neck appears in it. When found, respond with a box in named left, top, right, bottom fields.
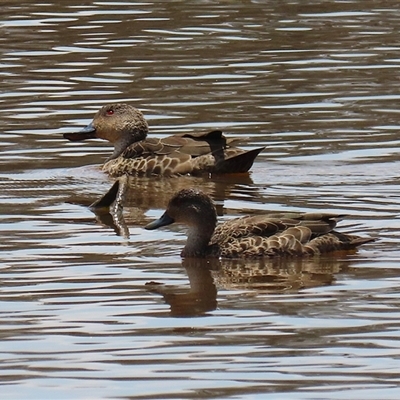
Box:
left=107, top=132, right=142, bottom=161
left=182, top=223, right=215, bottom=258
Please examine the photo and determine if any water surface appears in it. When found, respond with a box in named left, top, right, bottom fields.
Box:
left=1, top=1, right=400, bottom=399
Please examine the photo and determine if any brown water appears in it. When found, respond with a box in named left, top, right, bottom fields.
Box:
left=1, top=1, right=400, bottom=399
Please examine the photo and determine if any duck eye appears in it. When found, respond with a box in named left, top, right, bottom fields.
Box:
left=106, top=109, right=114, bottom=116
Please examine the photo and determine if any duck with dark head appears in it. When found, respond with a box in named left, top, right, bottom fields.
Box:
left=145, top=189, right=375, bottom=259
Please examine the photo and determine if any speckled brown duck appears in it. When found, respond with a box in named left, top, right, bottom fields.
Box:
left=145, top=189, right=375, bottom=258
left=63, top=103, right=264, bottom=176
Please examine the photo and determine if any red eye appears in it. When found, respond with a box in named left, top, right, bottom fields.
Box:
left=106, top=109, right=114, bottom=115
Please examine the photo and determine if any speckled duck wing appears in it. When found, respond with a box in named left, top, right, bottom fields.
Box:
left=211, top=213, right=374, bottom=258
left=106, top=136, right=222, bottom=176
left=214, top=229, right=365, bottom=258
left=121, top=137, right=182, bottom=158
left=173, top=130, right=228, bottom=156
left=119, top=131, right=226, bottom=158
left=165, top=130, right=251, bottom=154
left=211, top=213, right=341, bottom=243
left=104, top=140, right=193, bottom=176
left=168, top=130, right=263, bottom=172
left=178, top=130, right=265, bottom=173
left=215, top=226, right=315, bottom=258
left=108, top=131, right=263, bottom=175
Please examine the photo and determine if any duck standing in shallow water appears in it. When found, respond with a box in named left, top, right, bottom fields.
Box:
left=145, top=189, right=375, bottom=258
left=63, top=103, right=264, bottom=176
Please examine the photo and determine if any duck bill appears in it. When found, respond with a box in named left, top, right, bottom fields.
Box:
left=63, top=122, right=97, bottom=142
left=145, top=212, right=175, bottom=230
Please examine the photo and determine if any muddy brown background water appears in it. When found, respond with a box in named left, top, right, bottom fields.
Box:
left=1, top=1, right=400, bottom=399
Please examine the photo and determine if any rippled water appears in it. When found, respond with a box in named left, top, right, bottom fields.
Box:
left=1, top=1, right=400, bottom=399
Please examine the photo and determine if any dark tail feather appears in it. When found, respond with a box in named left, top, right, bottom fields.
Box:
left=214, top=147, right=265, bottom=174
left=331, top=232, right=376, bottom=250
left=349, top=236, right=376, bottom=248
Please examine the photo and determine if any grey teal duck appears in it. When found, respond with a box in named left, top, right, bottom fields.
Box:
left=63, top=103, right=264, bottom=176
left=145, top=189, right=375, bottom=258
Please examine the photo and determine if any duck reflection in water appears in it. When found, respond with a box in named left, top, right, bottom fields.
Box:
left=145, top=257, right=354, bottom=317
left=146, top=258, right=218, bottom=317
left=86, top=172, right=258, bottom=236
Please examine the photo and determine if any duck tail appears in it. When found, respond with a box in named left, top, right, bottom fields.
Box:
left=349, top=236, right=376, bottom=247
left=214, top=147, right=265, bottom=174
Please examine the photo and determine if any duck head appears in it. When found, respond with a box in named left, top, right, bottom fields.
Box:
left=145, top=189, right=217, bottom=230
left=63, top=103, right=149, bottom=160
left=145, top=189, right=218, bottom=257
